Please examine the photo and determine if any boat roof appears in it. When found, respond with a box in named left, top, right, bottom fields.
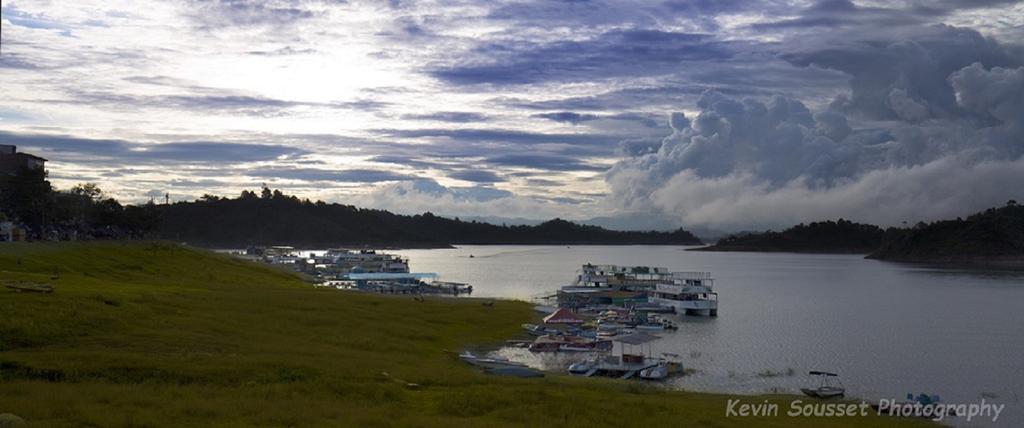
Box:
left=809, top=371, right=839, bottom=376
left=614, top=331, right=661, bottom=345
left=543, top=307, right=584, bottom=324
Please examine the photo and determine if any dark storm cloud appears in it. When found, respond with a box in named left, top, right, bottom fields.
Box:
left=0, top=131, right=308, bottom=164
left=500, top=57, right=848, bottom=113
left=781, top=25, right=1021, bottom=121
left=750, top=0, right=923, bottom=31
left=429, top=29, right=735, bottom=85
left=618, top=137, right=663, bottom=156
left=751, top=0, right=1022, bottom=32
left=907, top=0, right=1023, bottom=16
left=244, top=167, right=414, bottom=183
left=448, top=170, right=504, bottom=183
left=606, top=24, right=1024, bottom=229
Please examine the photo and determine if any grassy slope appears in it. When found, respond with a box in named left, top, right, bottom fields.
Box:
left=0, top=242, right=932, bottom=427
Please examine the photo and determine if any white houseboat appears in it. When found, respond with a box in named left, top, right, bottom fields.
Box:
left=648, top=272, right=718, bottom=317
left=323, top=249, right=410, bottom=273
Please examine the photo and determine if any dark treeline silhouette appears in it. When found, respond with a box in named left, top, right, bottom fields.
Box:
left=868, top=201, right=1024, bottom=264
left=0, top=168, right=161, bottom=240
left=694, top=201, right=1024, bottom=266
left=159, top=187, right=704, bottom=247
left=695, top=219, right=894, bottom=253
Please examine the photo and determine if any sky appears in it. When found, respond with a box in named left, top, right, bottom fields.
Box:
left=1, top=0, right=1023, bottom=232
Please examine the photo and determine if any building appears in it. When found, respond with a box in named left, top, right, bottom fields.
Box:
left=0, top=221, right=28, bottom=242
left=0, top=145, right=47, bottom=177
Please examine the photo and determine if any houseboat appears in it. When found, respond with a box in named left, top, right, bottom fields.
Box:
left=323, top=249, right=410, bottom=273
left=647, top=271, right=718, bottom=316
left=557, top=264, right=674, bottom=307
left=246, top=245, right=303, bottom=264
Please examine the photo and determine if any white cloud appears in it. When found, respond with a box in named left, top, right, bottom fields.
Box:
left=649, top=156, right=1024, bottom=230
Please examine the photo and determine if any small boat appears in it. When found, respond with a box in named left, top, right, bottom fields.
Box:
left=801, top=371, right=845, bottom=399
left=521, top=323, right=557, bottom=336
left=639, top=363, right=668, bottom=380
left=529, top=335, right=612, bottom=353
left=560, top=340, right=613, bottom=352
left=568, top=358, right=597, bottom=375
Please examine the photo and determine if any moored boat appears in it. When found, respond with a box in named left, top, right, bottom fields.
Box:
left=528, top=335, right=612, bottom=353
left=521, top=323, right=558, bottom=336
left=800, top=371, right=845, bottom=398
left=647, top=272, right=718, bottom=317
left=458, top=351, right=529, bottom=369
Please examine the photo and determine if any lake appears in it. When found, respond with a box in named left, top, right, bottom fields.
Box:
left=391, top=245, right=1024, bottom=427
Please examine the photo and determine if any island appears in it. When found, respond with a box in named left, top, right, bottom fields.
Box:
left=690, top=220, right=889, bottom=254
left=867, top=202, right=1024, bottom=267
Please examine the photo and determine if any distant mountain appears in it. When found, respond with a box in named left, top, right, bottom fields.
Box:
left=867, top=202, right=1024, bottom=266
left=158, top=190, right=703, bottom=248
left=691, top=219, right=890, bottom=254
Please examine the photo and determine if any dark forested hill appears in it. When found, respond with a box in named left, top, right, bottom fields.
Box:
left=867, top=202, right=1024, bottom=265
left=691, top=219, right=890, bottom=253
left=157, top=190, right=702, bottom=247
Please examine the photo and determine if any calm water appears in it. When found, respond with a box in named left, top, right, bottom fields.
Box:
left=390, top=245, right=1024, bottom=427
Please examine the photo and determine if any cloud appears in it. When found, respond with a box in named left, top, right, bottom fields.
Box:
left=949, top=62, right=1024, bottom=125
left=486, top=153, right=606, bottom=172
left=649, top=157, right=1024, bottom=230
left=1, top=131, right=308, bottom=164
left=184, top=0, right=319, bottom=29
left=353, top=178, right=587, bottom=220
left=246, top=46, right=318, bottom=56
left=372, top=128, right=624, bottom=163
left=429, top=29, right=735, bottom=85
left=400, top=112, right=490, bottom=123
left=38, top=89, right=390, bottom=116
left=781, top=25, right=1020, bottom=121
left=606, top=25, right=1024, bottom=230
left=533, top=112, right=600, bottom=125
left=244, top=167, right=414, bottom=183
left=3, top=1, right=1021, bottom=226
left=448, top=170, right=504, bottom=183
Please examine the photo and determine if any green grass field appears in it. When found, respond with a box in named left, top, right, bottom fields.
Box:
left=0, top=242, right=934, bottom=427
